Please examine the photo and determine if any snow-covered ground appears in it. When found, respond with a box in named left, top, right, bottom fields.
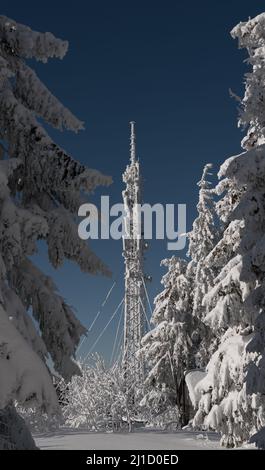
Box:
left=34, top=428, right=223, bottom=450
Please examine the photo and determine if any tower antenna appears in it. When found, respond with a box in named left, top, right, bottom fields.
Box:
left=130, top=121, right=136, bottom=163
left=122, top=121, right=149, bottom=405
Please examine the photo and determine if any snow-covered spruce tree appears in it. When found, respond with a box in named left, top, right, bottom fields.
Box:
left=188, top=163, right=217, bottom=319
left=0, top=16, right=111, bottom=448
left=194, top=14, right=265, bottom=448
left=139, top=257, right=195, bottom=426
left=187, top=163, right=218, bottom=367
left=140, top=166, right=219, bottom=426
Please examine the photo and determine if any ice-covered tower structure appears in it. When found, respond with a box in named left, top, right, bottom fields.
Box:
left=122, top=122, right=147, bottom=394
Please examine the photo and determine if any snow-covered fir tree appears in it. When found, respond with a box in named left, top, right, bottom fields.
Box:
left=0, top=16, right=111, bottom=448
left=194, top=13, right=265, bottom=448
left=139, top=257, right=195, bottom=426
left=188, top=163, right=217, bottom=320
left=187, top=163, right=218, bottom=367
left=139, top=166, right=219, bottom=425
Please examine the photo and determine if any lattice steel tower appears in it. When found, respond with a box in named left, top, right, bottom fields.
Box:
left=122, top=121, right=147, bottom=393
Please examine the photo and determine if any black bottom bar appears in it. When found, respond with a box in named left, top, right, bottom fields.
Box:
left=2, top=449, right=264, bottom=467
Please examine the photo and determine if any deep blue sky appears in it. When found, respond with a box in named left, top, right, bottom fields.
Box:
left=2, top=0, right=264, bottom=362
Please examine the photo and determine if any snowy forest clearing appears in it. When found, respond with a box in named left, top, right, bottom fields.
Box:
left=2, top=9, right=265, bottom=452
left=34, top=429, right=224, bottom=450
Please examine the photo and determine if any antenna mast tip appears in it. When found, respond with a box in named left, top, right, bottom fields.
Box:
left=129, top=121, right=136, bottom=163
